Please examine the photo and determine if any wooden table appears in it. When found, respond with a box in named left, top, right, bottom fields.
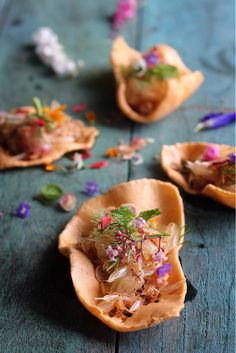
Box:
left=0, top=0, right=235, bottom=352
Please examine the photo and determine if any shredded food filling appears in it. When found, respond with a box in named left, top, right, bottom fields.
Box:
left=79, top=204, right=182, bottom=321
left=0, top=98, right=81, bottom=160
left=181, top=145, right=236, bottom=192
left=122, top=46, right=179, bottom=115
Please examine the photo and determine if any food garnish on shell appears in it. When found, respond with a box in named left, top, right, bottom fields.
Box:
left=0, top=98, right=99, bottom=169
left=58, top=179, right=186, bottom=332
left=161, top=142, right=236, bottom=208
left=111, top=36, right=204, bottom=124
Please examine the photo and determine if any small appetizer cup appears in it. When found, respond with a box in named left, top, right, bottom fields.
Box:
left=111, top=37, right=204, bottom=124
left=161, top=142, right=236, bottom=208
left=58, top=179, right=186, bottom=332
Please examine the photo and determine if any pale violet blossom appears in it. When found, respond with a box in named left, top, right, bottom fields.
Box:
left=32, top=27, right=84, bottom=77
left=132, top=217, right=146, bottom=229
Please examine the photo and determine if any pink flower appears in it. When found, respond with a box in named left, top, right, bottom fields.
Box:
left=113, top=0, right=137, bottom=30
left=153, top=250, right=167, bottom=263
left=106, top=245, right=119, bottom=261
left=131, top=137, right=145, bottom=148
left=132, top=217, right=146, bottom=229
left=90, top=160, right=109, bottom=169
left=81, top=148, right=91, bottom=160
left=59, top=193, right=76, bottom=212
left=72, top=103, right=87, bottom=113
left=101, top=216, right=112, bottom=230
left=202, top=144, right=220, bottom=161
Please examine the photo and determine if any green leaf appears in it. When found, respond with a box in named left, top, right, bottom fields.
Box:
left=33, top=97, right=44, bottom=116
left=40, top=184, right=64, bottom=202
left=139, top=208, right=161, bottom=221
left=147, top=64, right=179, bottom=80
left=111, top=206, right=136, bottom=226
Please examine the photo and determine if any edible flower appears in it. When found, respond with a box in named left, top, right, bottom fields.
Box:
left=71, top=153, right=84, bottom=170
left=36, top=118, right=46, bottom=127
left=105, top=137, right=154, bottom=165
left=153, top=250, right=168, bottom=263
left=72, top=103, right=87, bottom=113
left=157, top=262, right=172, bottom=278
left=132, top=217, right=146, bottom=229
left=32, top=27, right=84, bottom=77
left=105, top=147, right=119, bottom=158
left=43, top=104, right=67, bottom=123
left=45, top=163, right=57, bottom=172
left=106, top=245, right=119, bottom=261
left=228, top=152, right=236, bottom=164
left=112, top=0, right=137, bottom=31
left=201, top=144, right=220, bottom=161
left=15, top=202, right=31, bottom=219
left=85, top=180, right=100, bottom=196
left=81, top=148, right=91, bottom=160
left=90, top=160, right=109, bottom=169
left=143, top=49, right=159, bottom=67
left=101, top=216, right=112, bottom=230
left=195, top=112, right=236, bottom=131
left=59, top=193, right=77, bottom=212
left=85, top=111, right=96, bottom=124
left=0, top=211, right=4, bottom=218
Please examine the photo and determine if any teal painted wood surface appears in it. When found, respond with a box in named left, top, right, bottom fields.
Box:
left=0, top=0, right=235, bottom=353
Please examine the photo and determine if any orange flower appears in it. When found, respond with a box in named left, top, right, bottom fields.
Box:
left=105, top=147, right=119, bottom=158
left=45, top=163, right=57, bottom=172
left=85, top=111, right=96, bottom=123
left=43, top=105, right=67, bottom=123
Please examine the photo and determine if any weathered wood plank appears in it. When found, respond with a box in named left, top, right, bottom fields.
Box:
left=119, top=0, right=235, bottom=353
left=0, top=0, right=135, bottom=352
left=0, top=0, right=235, bottom=352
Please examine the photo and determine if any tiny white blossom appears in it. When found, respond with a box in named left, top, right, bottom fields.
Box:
left=32, top=27, right=83, bottom=77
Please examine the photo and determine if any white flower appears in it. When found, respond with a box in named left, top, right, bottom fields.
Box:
left=32, top=27, right=83, bottom=77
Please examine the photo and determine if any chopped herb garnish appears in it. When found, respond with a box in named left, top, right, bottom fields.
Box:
left=123, top=63, right=179, bottom=81
left=139, top=208, right=161, bottom=221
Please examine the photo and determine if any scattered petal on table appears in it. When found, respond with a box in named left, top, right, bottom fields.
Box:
left=90, top=160, right=109, bottom=169
left=85, top=180, right=100, bottom=196
left=59, top=193, right=77, bottom=212
left=15, top=202, right=31, bottom=219
left=72, top=103, right=87, bottom=113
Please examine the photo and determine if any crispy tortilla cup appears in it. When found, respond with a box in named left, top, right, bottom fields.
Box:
left=111, top=36, right=204, bottom=124
left=161, top=142, right=236, bottom=208
left=58, top=179, right=186, bottom=332
left=0, top=114, right=99, bottom=170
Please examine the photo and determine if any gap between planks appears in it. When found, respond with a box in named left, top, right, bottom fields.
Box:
left=115, top=3, right=146, bottom=352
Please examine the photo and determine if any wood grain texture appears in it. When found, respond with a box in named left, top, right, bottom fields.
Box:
left=0, top=0, right=235, bottom=353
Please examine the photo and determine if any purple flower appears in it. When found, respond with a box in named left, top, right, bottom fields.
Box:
left=153, top=250, right=167, bottom=263
left=195, top=112, right=236, bottom=131
left=157, top=262, right=172, bottom=277
left=15, top=202, right=31, bottom=219
left=106, top=245, right=119, bottom=261
left=143, top=50, right=159, bottom=67
left=228, top=152, right=236, bottom=163
left=84, top=180, right=100, bottom=197
left=132, top=217, right=146, bottom=228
